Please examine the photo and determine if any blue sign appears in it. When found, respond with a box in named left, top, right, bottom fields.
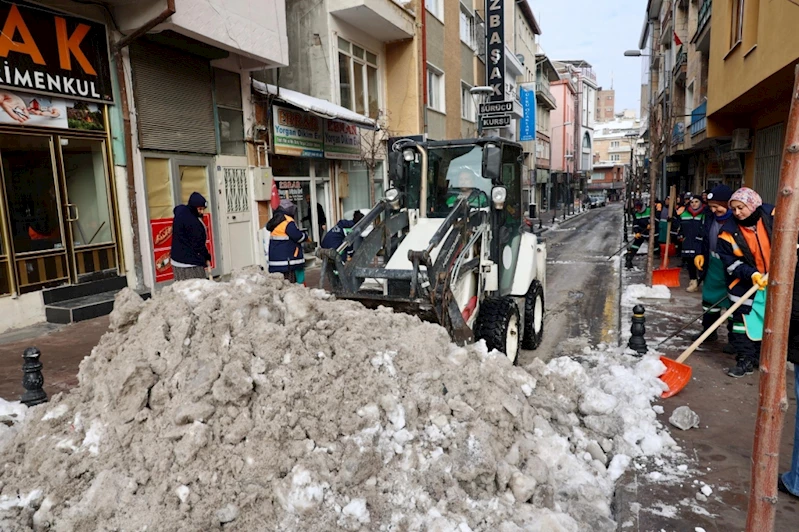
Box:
left=519, top=86, right=536, bottom=142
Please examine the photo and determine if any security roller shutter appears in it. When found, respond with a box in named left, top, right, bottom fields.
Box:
left=130, top=42, right=216, bottom=154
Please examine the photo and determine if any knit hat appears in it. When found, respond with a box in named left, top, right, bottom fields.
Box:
left=706, top=184, right=732, bottom=204
left=634, top=199, right=643, bottom=209
left=279, top=199, right=297, bottom=217
left=729, top=187, right=763, bottom=212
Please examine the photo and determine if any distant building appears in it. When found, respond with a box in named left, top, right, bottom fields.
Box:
left=596, top=89, right=616, bottom=122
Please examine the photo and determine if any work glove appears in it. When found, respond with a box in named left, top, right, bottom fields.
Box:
left=694, top=256, right=704, bottom=271
left=751, top=272, right=768, bottom=290
left=634, top=233, right=642, bottom=240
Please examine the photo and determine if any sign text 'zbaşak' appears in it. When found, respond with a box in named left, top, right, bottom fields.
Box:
left=484, top=0, right=505, bottom=102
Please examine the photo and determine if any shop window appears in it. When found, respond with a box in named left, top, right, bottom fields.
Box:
left=179, top=165, right=210, bottom=205
left=337, top=38, right=379, bottom=118
left=61, top=139, right=114, bottom=247
left=145, top=158, right=174, bottom=220
left=214, top=68, right=246, bottom=156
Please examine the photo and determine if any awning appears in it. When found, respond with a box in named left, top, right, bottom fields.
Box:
left=252, top=80, right=378, bottom=130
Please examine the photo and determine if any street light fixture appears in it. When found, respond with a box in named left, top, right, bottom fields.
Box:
left=624, top=50, right=645, bottom=57
left=470, top=86, right=494, bottom=137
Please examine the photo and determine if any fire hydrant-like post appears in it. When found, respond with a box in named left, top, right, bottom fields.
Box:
left=628, top=305, right=648, bottom=356
left=21, top=347, right=47, bottom=407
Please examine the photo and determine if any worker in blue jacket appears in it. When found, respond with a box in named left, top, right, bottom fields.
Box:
left=266, top=199, right=308, bottom=284
left=674, top=194, right=706, bottom=292
left=625, top=200, right=660, bottom=269
left=321, top=211, right=364, bottom=260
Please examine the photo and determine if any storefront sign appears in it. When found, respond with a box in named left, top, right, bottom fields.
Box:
left=150, top=214, right=216, bottom=283
left=0, top=2, right=113, bottom=103
left=720, top=151, right=743, bottom=175
left=324, top=119, right=360, bottom=160
left=665, top=157, right=681, bottom=178
left=273, top=104, right=324, bottom=158
left=485, top=0, right=505, bottom=101
left=277, top=180, right=305, bottom=202
left=519, top=85, right=536, bottom=142
left=0, top=88, right=103, bottom=129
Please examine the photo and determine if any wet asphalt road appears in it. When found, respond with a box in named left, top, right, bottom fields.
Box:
left=518, top=204, right=624, bottom=366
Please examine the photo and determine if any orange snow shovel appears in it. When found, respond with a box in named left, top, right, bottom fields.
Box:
left=660, top=278, right=765, bottom=398
left=652, top=186, right=681, bottom=287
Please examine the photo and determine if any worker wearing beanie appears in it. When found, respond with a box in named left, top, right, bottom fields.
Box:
left=692, top=185, right=735, bottom=352
left=674, top=194, right=705, bottom=292
left=716, top=187, right=775, bottom=377
left=267, top=199, right=308, bottom=284
left=625, top=199, right=660, bottom=269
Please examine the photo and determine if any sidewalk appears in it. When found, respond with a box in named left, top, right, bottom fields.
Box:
left=616, top=254, right=798, bottom=530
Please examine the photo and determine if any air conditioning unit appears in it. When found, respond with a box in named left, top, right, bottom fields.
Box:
left=731, top=128, right=752, bottom=152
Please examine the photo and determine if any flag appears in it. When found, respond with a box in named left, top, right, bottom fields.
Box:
left=674, top=31, right=682, bottom=46
left=270, top=181, right=281, bottom=210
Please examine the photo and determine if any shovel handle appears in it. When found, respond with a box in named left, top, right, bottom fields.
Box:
left=674, top=278, right=766, bottom=364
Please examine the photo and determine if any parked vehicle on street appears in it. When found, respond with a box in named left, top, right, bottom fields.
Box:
left=319, top=137, right=547, bottom=363
left=588, top=193, right=607, bottom=208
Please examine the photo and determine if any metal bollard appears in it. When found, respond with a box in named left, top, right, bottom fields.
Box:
left=21, top=347, right=47, bottom=407
left=627, top=305, right=648, bottom=356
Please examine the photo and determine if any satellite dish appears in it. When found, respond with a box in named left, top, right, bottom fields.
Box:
left=516, top=53, right=525, bottom=65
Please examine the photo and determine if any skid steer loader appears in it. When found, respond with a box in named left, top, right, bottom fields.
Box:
left=318, top=137, right=546, bottom=363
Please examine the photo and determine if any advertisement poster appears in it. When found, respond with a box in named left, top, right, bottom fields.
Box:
left=277, top=180, right=305, bottom=202
left=0, top=89, right=103, bottom=129
left=151, top=214, right=216, bottom=283
left=519, top=85, right=536, bottom=142
left=0, top=1, right=114, bottom=103
left=324, top=119, right=360, bottom=160
left=272, top=104, right=324, bottom=158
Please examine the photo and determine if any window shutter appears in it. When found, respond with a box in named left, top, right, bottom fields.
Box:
left=130, top=42, right=216, bottom=154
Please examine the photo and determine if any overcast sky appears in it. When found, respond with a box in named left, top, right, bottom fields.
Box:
left=529, top=0, right=644, bottom=117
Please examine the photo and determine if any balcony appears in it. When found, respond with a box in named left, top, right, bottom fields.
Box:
left=690, top=102, right=707, bottom=137
left=672, top=46, right=687, bottom=83
left=692, top=0, right=712, bottom=53
left=535, top=75, right=557, bottom=110
left=329, top=0, right=415, bottom=42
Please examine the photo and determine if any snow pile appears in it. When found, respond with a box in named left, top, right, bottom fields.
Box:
left=0, top=269, right=675, bottom=531
left=0, top=398, right=26, bottom=451
left=623, top=283, right=671, bottom=306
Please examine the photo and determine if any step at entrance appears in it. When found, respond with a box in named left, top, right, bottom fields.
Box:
left=43, top=276, right=150, bottom=324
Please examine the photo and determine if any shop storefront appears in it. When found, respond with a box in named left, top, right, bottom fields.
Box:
left=0, top=3, right=122, bottom=298
left=254, top=82, right=378, bottom=247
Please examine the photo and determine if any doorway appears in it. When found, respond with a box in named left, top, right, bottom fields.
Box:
left=0, top=133, right=119, bottom=295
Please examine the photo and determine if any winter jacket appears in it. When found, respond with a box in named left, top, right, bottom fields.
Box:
left=267, top=211, right=307, bottom=273
left=717, top=205, right=774, bottom=314
left=321, top=219, right=357, bottom=259
left=170, top=193, right=211, bottom=267
left=632, top=207, right=659, bottom=240
left=674, top=206, right=706, bottom=258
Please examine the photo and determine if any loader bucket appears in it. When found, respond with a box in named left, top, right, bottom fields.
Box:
left=659, top=356, right=692, bottom=398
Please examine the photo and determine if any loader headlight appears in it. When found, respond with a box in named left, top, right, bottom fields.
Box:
left=403, top=148, right=416, bottom=162
left=491, top=186, right=507, bottom=210
left=385, top=187, right=401, bottom=209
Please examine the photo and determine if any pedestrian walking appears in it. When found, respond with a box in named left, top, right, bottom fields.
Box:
left=625, top=200, right=660, bottom=269
left=267, top=199, right=308, bottom=284
left=717, top=187, right=774, bottom=378
left=170, top=192, right=212, bottom=281
left=779, top=246, right=799, bottom=500
left=675, top=194, right=706, bottom=292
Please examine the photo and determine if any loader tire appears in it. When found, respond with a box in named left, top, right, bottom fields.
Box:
left=475, top=297, right=520, bottom=364
left=522, top=281, right=544, bottom=350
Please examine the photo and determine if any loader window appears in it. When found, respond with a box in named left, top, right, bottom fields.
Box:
left=427, top=146, right=491, bottom=217
left=501, top=146, right=522, bottom=222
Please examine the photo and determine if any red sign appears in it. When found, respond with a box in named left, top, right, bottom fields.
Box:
left=150, top=214, right=215, bottom=283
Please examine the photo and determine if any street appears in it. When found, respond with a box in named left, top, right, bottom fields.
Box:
left=520, top=204, right=622, bottom=366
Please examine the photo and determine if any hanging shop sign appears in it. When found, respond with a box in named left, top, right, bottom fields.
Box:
left=151, top=214, right=216, bottom=283
left=0, top=2, right=113, bottom=103
left=272, top=105, right=364, bottom=160
left=519, top=84, right=536, bottom=142
left=324, top=119, right=360, bottom=160
left=484, top=0, right=505, bottom=102
left=273, top=104, right=324, bottom=158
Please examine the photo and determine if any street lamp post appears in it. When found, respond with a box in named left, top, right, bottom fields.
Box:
left=470, top=86, right=494, bottom=137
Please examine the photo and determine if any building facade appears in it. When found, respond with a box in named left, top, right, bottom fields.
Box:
left=596, top=89, right=616, bottom=122
left=0, top=0, right=288, bottom=333
left=550, top=77, right=576, bottom=212
left=535, top=54, right=559, bottom=213
left=591, top=117, right=641, bottom=199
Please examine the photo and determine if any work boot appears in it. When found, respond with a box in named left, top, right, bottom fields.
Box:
left=691, top=330, right=718, bottom=342
left=686, top=279, right=699, bottom=292
left=727, top=358, right=755, bottom=378
left=625, top=253, right=634, bottom=269
left=722, top=343, right=736, bottom=355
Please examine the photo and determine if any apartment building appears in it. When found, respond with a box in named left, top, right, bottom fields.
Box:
left=591, top=117, right=642, bottom=200
left=596, top=89, right=616, bottom=122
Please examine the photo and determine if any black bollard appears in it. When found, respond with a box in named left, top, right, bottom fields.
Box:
left=627, top=305, right=648, bottom=356
left=21, top=347, right=47, bottom=406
